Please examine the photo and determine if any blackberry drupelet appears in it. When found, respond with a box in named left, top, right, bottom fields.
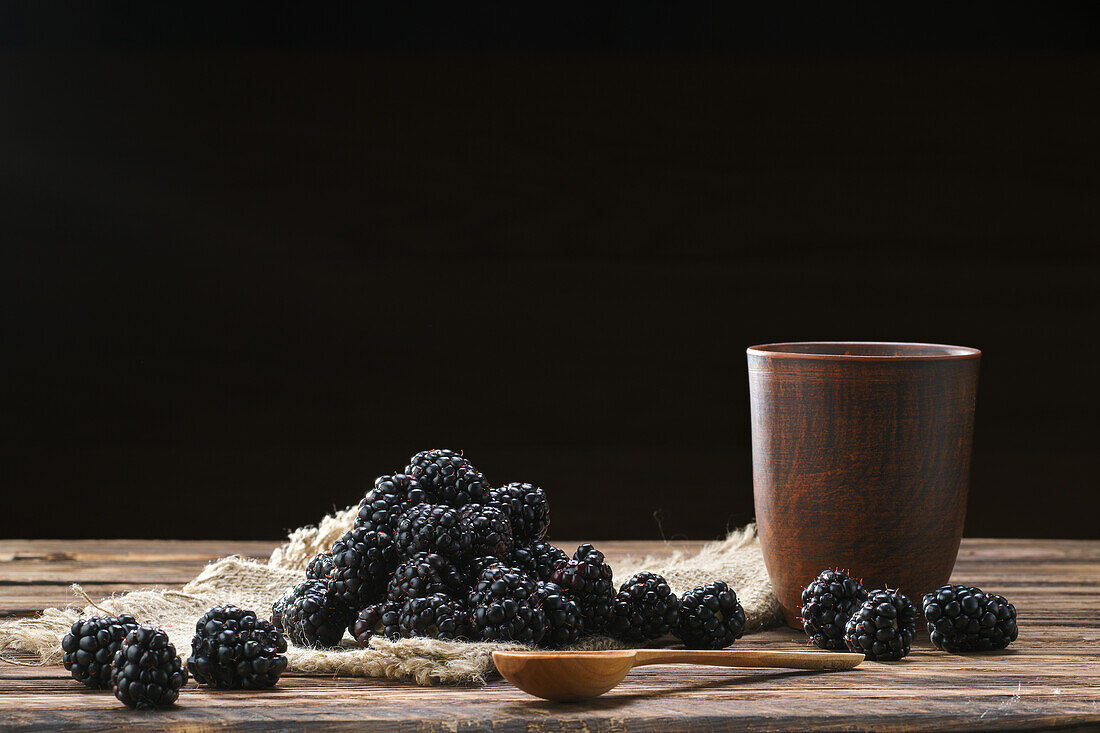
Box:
left=844, top=589, right=917, bottom=661
left=406, top=449, right=490, bottom=507
left=534, top=581, right=583, bottom=647
left=110, top=626, right=188, bottom=709
left=356, top=474, right=430, bottom=533
left=458, top=503, right=514, bottom=559
left=799, top=569, right=868, bottom=650
left=387, top=552, right=467, bottom=603
left=187, top=605, right=288, bottom=689
left=395, top=503, right=472, bottom=563
left=329, top=526, right=399, bottom=609
left=608, top=572, right=680, bottom=643
left=677, top=581, right=747, bottom=649
left=350, top=601, right=402, bottom=646
left=488, top=482, right=550, bottom=544
left=399, top=593, right=471, bottom=640
left=282, top=579, right=350, bottom=648
left=469, top=564, right=545, bottom=643
left=923, top=584, right=1018, bottom=653
left=513, top=540, right=569, bottom=582
left=61, top=614, right=140, bottom=688
left=549, top=544, right=615, bottom=632
left=305, top=551, right=335, bottom=581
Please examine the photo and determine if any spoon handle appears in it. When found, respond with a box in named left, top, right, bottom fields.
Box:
left=632, top=649, right=863, bottom=670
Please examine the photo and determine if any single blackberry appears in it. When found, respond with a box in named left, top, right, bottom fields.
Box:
left=282, top=579, right=350, bottom=648
left=406, top=448, right=468, bottom=477
left=395, top=503, right=472, bottom=563
left=549, top=544, right=615, bottom=632
left=923, top=584, right=1018, bottom=653
left=608, top=572, right=680, bottom=643
left=677, top=581, right=746, bottom=649
left=271, top=586, right=296, bottom=631
left=61, top=614, right=140, bottom=688
left=350, top=601, right=402, bottom=646
left=356, top=474, right=430, bottom=533
left=844, top=589, right=917, bottom=661
left=110, top=626, right=188, bottom=709
left=799, top=569, right=869, bottom=650
left=387, top=552, right=467, bottom=603
left=488, top=482, right=550, bottom=544
left=468, top=564, right=545, bottom=643
left=406, top=449, right=490, bottom=507
left=534, top=581, right=584, bottom=647
left=513, top=540, right=569, bottom=582
left=399, top=593, right=471, bottom=640
left=187, top=605, right=288, bottom=689
left=305, top=551, right=335, bottom=580
left=329, top=526, right=399, bottom=609
left=458, top=504, right=514, bottom=559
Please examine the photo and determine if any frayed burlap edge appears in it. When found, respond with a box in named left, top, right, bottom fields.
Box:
left=0, top=507, right=780, bottom=685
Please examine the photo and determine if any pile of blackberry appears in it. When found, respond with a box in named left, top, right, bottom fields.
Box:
left=268, top=448, right=749, bottom=650
left=60, top=615, right=191, bottom=709
left=800, top=569, right=1019, bottom=661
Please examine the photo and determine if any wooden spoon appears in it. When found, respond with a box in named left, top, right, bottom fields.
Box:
left=493, top=648, right=864, bottom=701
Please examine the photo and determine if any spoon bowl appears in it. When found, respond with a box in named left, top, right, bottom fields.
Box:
left=493, top=648, right=864, bottom=702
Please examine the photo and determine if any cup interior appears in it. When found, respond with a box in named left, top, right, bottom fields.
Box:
left=747, top=342, right=980, bottom=360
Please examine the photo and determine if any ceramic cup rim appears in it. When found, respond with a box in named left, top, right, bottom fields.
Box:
left=746, top=341, right=981, bottom=361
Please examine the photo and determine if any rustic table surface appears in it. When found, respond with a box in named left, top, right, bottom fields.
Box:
left=1, top=538, right=1098, bottom=731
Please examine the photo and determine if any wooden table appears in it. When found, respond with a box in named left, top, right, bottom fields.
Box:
left=2, top=539, right=1098, bottom=731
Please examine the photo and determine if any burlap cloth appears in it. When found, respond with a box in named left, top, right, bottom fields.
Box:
left=0, top=507, right=781, bottom=685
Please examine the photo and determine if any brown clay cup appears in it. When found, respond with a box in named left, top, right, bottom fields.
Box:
left=747, top=342, right=981, bottom=628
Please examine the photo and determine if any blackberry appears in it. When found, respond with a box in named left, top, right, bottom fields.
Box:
left=406, top=449, right=490, bottom=507
left=399, top=593, right=471, bottom=640
left=469, top=564, right=545, bottom=643
left=282, top=579, right=350, bottom=648
left=677, top=582, right=746, bottom=649
left=549, top=544, right=615, bottom=632
left=799, top=569, right=868, bottom=650
left=271, top=586, right=296, bottom=631
left=61, top=614, right=140, bottom=688
left=187, top=605, right=287, bottom=689
left=923, top=584, right=1018, bottom=653
left=534, top=581, right=584, bottom=647
left=513, top=540, right=569, bottom=582
left=458, top=504, right=514, bottom=559
left=350, top=601, right=402, bottom=646
left=356, top=474, right=430, bottom=534
left=109, top=626, right=188, bottom=709
left=395, top=503, right=472, bottom=564
left=329, top=526, right=398, bottom=609
left=488, top=482, right=549, bottom=543
left=387, top=552, right=467, bottom=603
left=306, top=551, right=335, bottom=581
left=608, top=572, right=680, bottom=643
left=844, top=589, right=917, bottom=661
left=406, top=448, right=468, bottom=477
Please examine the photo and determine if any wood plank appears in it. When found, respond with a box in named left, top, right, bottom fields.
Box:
left=2, top=538, right=1099, bottom=731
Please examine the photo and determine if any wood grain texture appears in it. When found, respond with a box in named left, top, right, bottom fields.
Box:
left=748, top=343, right=981, bottom=626
left=2, top=538, right=1099, bottom=731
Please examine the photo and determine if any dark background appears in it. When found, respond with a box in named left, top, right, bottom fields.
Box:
left=2, top=3, right=1098, bottom=541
